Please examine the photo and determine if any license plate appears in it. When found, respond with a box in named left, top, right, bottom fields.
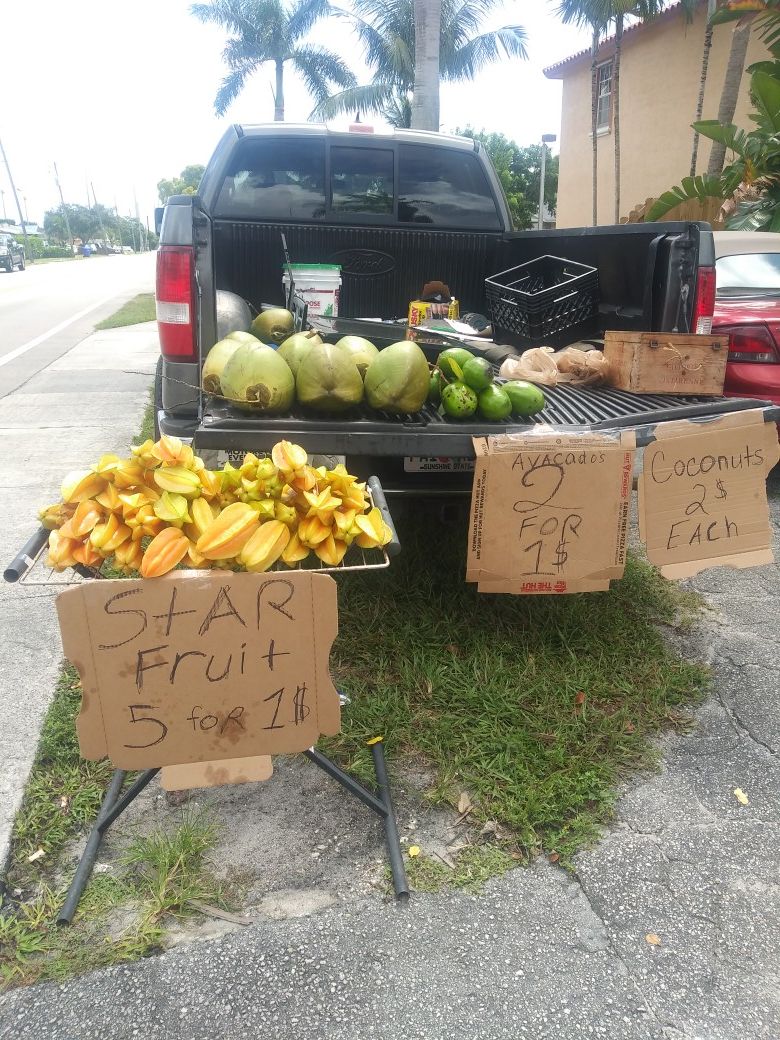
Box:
left=403, top=456, right=475, bottom=473
left=216, top=450, right=251, bottom=467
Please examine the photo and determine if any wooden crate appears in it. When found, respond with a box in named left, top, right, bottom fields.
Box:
left=603, top=332, right=728, bottom=396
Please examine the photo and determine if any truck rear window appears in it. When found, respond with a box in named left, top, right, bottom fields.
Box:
left=214, top=135, right=501, bottom=229
left=398, top=144, right=501, bottom=229
left=215, top=138, right=327, bottom=220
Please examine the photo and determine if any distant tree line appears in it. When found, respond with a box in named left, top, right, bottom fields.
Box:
left=43, top=205, right=156, bottom=251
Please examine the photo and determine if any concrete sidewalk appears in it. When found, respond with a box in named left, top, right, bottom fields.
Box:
left=0, top=322, right=159, bottom=865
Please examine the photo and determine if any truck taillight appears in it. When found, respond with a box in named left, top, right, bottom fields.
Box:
left=721, top=324, right=780, bottom=364
left=156, top=246, right=197, bottom=362
left=692, top=266, right=716, bottom=334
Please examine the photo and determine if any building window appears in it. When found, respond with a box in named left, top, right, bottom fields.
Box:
left=596, top=60, right=613, bottom=131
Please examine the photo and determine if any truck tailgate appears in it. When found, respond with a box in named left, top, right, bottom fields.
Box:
left=193, top=387, right=780, bottom=456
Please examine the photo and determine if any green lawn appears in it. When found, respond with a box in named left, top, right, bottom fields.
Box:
left=327, top=503, right=707, bottom=864
left=95, top=293, right=156, bottom=330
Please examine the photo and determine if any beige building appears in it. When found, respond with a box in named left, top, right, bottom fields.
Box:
left=544, top=1, right=769, bottom=228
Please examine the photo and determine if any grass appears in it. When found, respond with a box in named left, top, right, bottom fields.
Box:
left=134, top=387, right=155, bottom=446
left=0, top=808, right=221, bottom=989
left=1, top=667, right=222, bottom=990
left=326, top=502, right=708, bottom=866
left=95, top=293, right=155, bottom=330
left=404, top=845, right=519, bottom=894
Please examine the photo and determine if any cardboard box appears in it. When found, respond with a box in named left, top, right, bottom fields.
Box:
left=638, top=409, right=779, bottom=579
left=467, top=429, right=635, bottom=594
left=408, top=298, right=459, bottom=327
left=604, top=332, right=728, bottom=396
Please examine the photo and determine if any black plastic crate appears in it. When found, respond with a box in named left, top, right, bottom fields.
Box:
left=485, top=255, right=599, bottom=348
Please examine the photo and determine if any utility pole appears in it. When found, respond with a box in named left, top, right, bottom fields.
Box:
left=0, top=135, right=31, bottom=260
left=133, top=187, right=145, bottom=252
left=0, top=188, right=5, bottom=219
left=91, top=181, right=110, bottom=251
left=53, top=161, right=74, bottom=252
left=537, top=134, right=557, bottom=231
left=113, top=200, right=124, bottom=251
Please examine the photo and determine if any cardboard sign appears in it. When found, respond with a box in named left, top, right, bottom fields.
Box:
left=638, top=410, right=779, bottom=579
left=160, top=755, right=273, bottom=791
left=57, top=571, right=340, bottom=769
left=468, top=430, right=635, bottom=594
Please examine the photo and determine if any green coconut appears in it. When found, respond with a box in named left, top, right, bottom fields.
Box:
left=278, top=331, right=323, bottom=376
left=364, top=341, right=430, bottom=414
left=226, top=330, right=259, bottom=343
left=296, top=342, right=364, bottom=413
left=220, top=341, right=295, bottom=412
left=334, top=336, right=380, bottom=379
left=251, top=308, right=294, bottom=344
left=202, top=336, right=245, bottom=396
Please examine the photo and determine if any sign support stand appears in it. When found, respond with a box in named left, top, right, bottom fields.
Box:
left=57, top=735, right=409, bottom=926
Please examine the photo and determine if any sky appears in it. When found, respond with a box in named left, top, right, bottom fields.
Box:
left=0, top=1, right=590, bottom=231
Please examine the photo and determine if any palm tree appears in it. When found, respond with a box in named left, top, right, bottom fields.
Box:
left=410, top=0, right=442, bottom=130
left=690, top=0, right=717, bottom=176
left=312, top=0, right=527, bottom=128
left=706, top=16, right=753, bottom=174
left=191, top=0, right=357, bottom=119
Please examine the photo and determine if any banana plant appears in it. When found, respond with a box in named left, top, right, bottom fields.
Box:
left=648, top=68, right=780, bottom=230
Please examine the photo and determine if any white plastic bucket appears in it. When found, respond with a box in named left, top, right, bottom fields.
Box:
left=283, top=264, right=341, bottom=318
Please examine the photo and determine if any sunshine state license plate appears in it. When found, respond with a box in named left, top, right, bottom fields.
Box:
left=403, top=456, right=476, bottom=473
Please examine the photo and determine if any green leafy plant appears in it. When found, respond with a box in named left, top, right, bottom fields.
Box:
left=648, top=68, right=780, bottom=230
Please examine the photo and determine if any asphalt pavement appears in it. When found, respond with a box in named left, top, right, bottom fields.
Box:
left=0, top=253, right=155, bottom=398
left=0, top=254, right=158, bottom=866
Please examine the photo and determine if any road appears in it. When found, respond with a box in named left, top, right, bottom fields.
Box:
left=0, top=254, right=158, bottom=869
left=0, top=253, right=155, bottom=398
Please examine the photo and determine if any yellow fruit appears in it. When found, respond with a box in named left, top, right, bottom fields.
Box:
left=61, top=470, right=106, bottom=504
left=95, top=485, right=122, bottom=512
left=154, top=466, right=202, bottom=497
left=153, top=491, right=191, bottom=526
left=303, top=487, right=342, bottom=523
left=47, top=530, right=79, bottom=570
left=333, top=508, right=357, bottom=537
left=140, top=527, right=190, bottom=578
left=151, top=435, right=186, bottom=464
left=274, top=502, right=297, bottom=526
left=239, top=520, right=291, bottom=572
left=249, top=499, right=276, bottom=520
left=271, top=440, right=308, bottom=473
left=112, top=460, right=148, bottom=488
left=315, top=534, right=348, bottom=566
left=281, top=531, right=309, bottom=565
left=298, top=515, right=331, bottom=547
left=354, top=507, right=389, bottom=549
left=72, top=542, right=103, bottom=569
left=199, top=469, right=222, bottom=499
left=289, top=465, right=318, bottom=492
left=38, top=503, right=73, bottom=530
left=189, top=498, right=218, bottom=539
left=68, top=499, right=103, bottom=538
left=196, top=502, right=259, bottom=560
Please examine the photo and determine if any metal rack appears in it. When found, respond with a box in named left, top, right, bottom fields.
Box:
left=4, top=476, right=409, bottom=920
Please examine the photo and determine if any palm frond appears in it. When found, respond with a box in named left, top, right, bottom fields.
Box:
left=287, top=0, right=335, bottom=42
left=310, top=80, right=398, bottom=120
left=293, top=45, right=357, bottom=102
left=214, top=64, right=253, bottom=116
left=646, top=173, right=725, bottom=221
left=443, top=26, right=528, bottom=80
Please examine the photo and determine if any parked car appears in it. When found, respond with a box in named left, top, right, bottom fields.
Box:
left=0, top=233, right=25, bottom=272
left=714, top=230, right=780, bottom=409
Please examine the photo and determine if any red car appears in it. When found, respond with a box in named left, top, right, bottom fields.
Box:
left=714, top=231, right=780, bottom=407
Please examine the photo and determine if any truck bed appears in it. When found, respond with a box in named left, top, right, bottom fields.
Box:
left=194, top=385, right=779, bottom=456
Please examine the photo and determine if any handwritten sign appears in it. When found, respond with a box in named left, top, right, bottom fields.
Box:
left=638, top=410, right=779, bottom=579
left=467, top=430, right=635, bottom=594
left=56, top=571, right=340, bottom=769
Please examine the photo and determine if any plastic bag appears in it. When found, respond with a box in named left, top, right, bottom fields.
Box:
left=499, top=346, right=609, bottom=387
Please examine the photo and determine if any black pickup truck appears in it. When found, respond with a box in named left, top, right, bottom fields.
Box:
left=154, top=124, right=771, bottom=494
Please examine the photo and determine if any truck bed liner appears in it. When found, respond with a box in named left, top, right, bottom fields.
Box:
left=194, top=385, right=779, bottom=455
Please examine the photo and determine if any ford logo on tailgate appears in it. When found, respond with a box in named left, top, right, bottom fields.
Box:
left=329, top=249, right=395, bottom=277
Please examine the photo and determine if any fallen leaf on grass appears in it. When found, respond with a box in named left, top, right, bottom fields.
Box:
left=624, top=721, right=636, bottom=734
left=574, top=691, right=586, bottom=706
left=445, top=643, right=462, bottom=657
left=548, top=852, right=560, bottom=864
left=645, top=933, right=662, bottom=946
left=458, top=792, right=473, bottom=815
left=408, top=845, right=420, bottom=858
left=27, top=848, right=45, bottom=863
left=59, top=796, right=70, bottom=811
left=733, top=788, right=750, bottom=806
